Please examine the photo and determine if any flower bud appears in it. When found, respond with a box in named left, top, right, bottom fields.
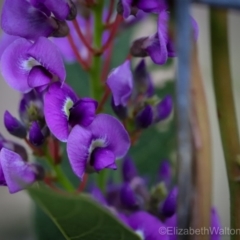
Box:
left=29, top=121, right=45, bottom=146
left=155, top=95, right=173, bottom=122
left=66, top=0, right=77, bottom=20
left=51, top=19, right=69, bottom=37
left=122, top=156, right=138, bottom=182
left=4, top=111, right=27, bottom=139
left=111, top=98, right=128, bottom=120
left=130, top=37, right=148, bottom=57
left=135, top=105, right=153, bottom=129
left=159, top=187, right=178, bottom=218
left=120, top=183, right=139, bottom=209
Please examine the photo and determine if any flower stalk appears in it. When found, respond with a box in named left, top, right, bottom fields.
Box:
left=210, top=9, right=240, bottom=239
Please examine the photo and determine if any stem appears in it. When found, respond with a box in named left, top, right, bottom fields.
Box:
left=210, top=9, right=240, bottom=239
left=89, top=2, right=104, bottom=101
left=191, top=44, right=212, bottom=240
left=46, top=151, right=75, bottom=192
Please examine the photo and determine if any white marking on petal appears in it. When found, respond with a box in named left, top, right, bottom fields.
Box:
left=62, top=97, right=74, bottom=119
left=21, top=57, right=40, bottom=71
left=135, top=230, right=145, bottom=240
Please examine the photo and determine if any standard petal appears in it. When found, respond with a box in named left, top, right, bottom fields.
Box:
left=1, top=0, right=55, bottom=40
left=69, top=98, right=98, bottom=127
left=67, top=125, right=93, bottom=179
left=1, top=38, right=32, bottom=93
left=44, top=83, right=78, bottom=142
left=91, top=148, right=116, bottom=172
left=27, top=37, right=66, bottom=83
left=107, top=60, right=133, bottom=106
left=0, top=33, right=19, bottom=60
left=0, top=148, right=36, bottom=193
left=136, top=0, right=166, bottom=13
left=87, top=114, right=130, bottom=158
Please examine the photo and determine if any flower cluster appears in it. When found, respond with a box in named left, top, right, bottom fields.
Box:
left=91, top=157, right=221, bottom=240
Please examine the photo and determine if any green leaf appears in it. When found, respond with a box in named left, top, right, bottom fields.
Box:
left=30, top=187, right=140, bottom=240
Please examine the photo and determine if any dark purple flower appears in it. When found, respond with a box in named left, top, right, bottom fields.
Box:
left=107, top=60, right=133, bottom=107
left=1, top=37, right=66, bottom=93
left=44, top=82, right=97, bottom=142
left=154, top=95, right=173, bottom=122
left=160, top=187, right=178, bottom=218
left=0, top=148, right=42, bottom=193
left=4, top=111, right=27, bottom=139
left=19, top=90, right=44, bottom=125
left=133, top=60, right=154, bottom=97
left=29, top=121, right=45, bottom=146
left=135, top=105, right=153, bottom=129
left=128, top=211, right=168, bottom=240
left=67, top=114, right=130, bottom=179
left=120, top=182, right=139, bottom=208
left=122, top=156, right=138, bottom=182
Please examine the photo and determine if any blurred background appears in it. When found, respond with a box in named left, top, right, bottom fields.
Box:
left=0, top=2, right=239, bottom=240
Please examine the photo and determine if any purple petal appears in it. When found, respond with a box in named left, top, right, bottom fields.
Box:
left=160, top=187, right=178, bottom=218
left=134, top=60, right=154, bottom=97
left=91, top=148, right=116, bottom=172
left=146, top=11, right=169, bottom=65
left=91, top=187, right=108, bottom=206
left=156, top=95, right=173, bottom=122
left=0, top=38, right=32, bottom=93
left=69, top=98, right=98, bottom=127
left=30, top=0, right=51, bottom=16
left=122, top=156, right=138, bottom=182
left=44, top=83, right=78, bottom=142
left=87, top=114, right=130, bottom=158
left=111, top=97, right=128, bottom=120
left=120, top=183, right=138, bottom=208
left=0, top=148, right=36, bottom=193
left=4, top=111, right=27, bottom=138
left=0, top=33, right=19, bottom=60
left=28, top=66, right=52, bottom=88
left=164, top=214, right=177, bottom=240
left=135, top=105, right=153, bottom=129
left=67, top=125, right=93, bottom=179
left=1, top=0, right=56, bottom=40
left=107, top=60, right=133, bottom=106
left=29, top=121, right=45, bottom=146
left=118, top=0, right=133, bottom=18
left=43, top=0, right=70, bottom=20
left=136, top=0, right=166, bottom=13
left=0, top=164, right=6, bottom=186
left=27, top=37, right=66, bottom=83
left=128, top=211, right=168, bottom=240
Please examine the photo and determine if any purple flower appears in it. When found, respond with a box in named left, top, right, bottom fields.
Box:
left=120, top=182, right=139, bottom=209
left=135, top=105, right=153, bottom=129
left=29, top=121, right=46, bottom=146
left=128, top=211, right=168, bottom=240
left=107, top=60, right=133, bottom=107
left=154, top=95, right=173, bottom=122
left=0, top=148, right=43, bottom=193
left=122, top=156, right=138, bottom=182
left=4, top=111, right=27, bottom=139
left=1, top=0, right=75, bottom=40
left=160, top=187, right=178, bottom=218
left=0, top=33, right=19, bottom=60
left=18, top=90, right=44, bottom=125
left=1, top=37, right=65, bottom=93
left=133, top=60, right=154, bottom=97
left=67, top=114, right=130, bottom=179
left=44, top=83, right=97, bottom=142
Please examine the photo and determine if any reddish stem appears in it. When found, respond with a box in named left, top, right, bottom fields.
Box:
left=77, top=174, right=88, bottom=193
left=106, top=0, right=115, bottom=24
left=72, top=19, right=96, bottom=54
left=67, top=34, right=90, bottom=70
left=49, top=137, right=61, bottom=165
left=101, top=14, right=123, bottom=53
left=130, top=130, right=142, bottom=145
left=97, top=87, right=111, bottom=113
